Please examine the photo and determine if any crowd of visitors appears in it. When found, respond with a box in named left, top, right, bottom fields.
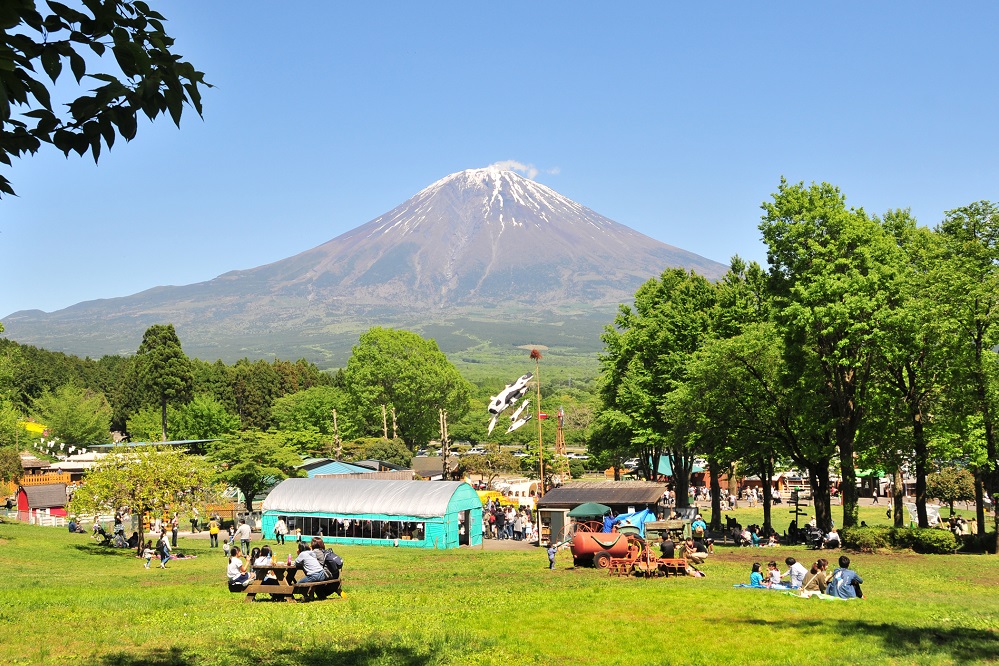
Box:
left=482, top=502, right=536, bottom=542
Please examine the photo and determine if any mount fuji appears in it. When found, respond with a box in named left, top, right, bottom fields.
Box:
left=3, top=167, right=727, bottom=365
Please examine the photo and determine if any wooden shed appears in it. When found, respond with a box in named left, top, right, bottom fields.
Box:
left=17, top=483, right=68, bottom=516
left=260, top=478, right=482, bottom=549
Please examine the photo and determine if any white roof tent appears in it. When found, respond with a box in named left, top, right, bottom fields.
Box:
left=262, top=478, right=475, bottom=519
left=261, top=478, right=483, bottom=549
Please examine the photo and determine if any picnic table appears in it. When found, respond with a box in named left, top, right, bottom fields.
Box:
left=240, top=563, right=342, bottom=603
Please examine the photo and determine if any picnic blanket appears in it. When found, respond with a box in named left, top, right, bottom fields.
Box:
left=733, top=583, right=791, bottom=590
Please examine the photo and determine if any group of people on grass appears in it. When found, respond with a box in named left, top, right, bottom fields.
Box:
left=226, top=536, right=341, bottom=590
left=749, top=556, right=865, bottom=599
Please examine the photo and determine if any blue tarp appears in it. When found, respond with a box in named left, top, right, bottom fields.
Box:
left=606, top=508, right=659, bottom=538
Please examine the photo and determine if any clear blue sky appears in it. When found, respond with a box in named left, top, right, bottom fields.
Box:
left=2, top=2, right=997, bottom=318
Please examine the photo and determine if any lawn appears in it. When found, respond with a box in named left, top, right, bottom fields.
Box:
left=1, top=520, right=998, bottom=665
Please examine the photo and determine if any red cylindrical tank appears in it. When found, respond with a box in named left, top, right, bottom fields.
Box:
left=570, top=531, right=631, bottom=567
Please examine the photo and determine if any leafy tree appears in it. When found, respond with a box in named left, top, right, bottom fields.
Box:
left=208, top=431, right=304, bottom=512
left=344, top=328, right=472, bottom=448
left=587, top=409, right=636, bottom=480
left=33, top=384, right=111, bottom=444
left=599, top=269, right=716, bottom=504
left=926, top=467, right=976, bottom=516
left=459, top=444, right=520, bottom=488
left=0, top=0, right=210, bottom=197
left=0, top=445, right=23, bottom=483
left=69, top=445, right=219, bottom=554
left=760, top=179, right=903, bottom=528
left=935, top=201, right=999, bottom=523
left=271, top=386, right=359, bottom=456
left=173, top=394, right=240, bottom=441
left=0, top=400, right=27, bottom=449
left=341, top=436, right=412, bottom=468
left=135, top=324, right=193, bottom=441
left=125, top=405, right=175, bottom=442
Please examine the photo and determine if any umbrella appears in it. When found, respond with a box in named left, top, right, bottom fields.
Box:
left=568, top=502, right=613, bottom=518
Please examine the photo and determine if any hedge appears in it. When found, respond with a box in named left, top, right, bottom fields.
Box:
left=840, top=526, right=957, bottom=554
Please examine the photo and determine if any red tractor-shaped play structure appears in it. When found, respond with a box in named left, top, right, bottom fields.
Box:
left=562, top=522, right=688, bottom=577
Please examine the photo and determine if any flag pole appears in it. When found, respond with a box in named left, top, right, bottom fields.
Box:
left=531, top=349, right=544, bottom=497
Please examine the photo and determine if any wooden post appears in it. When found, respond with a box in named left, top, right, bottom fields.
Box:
left=391, top=407, right=398, bottom=441
left=531, top=349, right=544, bottom=497
left=440, top=409, right=451, bottom=480
left=332, top=409, right=342, bottom=461
left=381, top=404, right=388, bottom=440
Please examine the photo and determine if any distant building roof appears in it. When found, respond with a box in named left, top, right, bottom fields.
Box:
left=411, top=455, right=459, bottom=480
left=305, top=460, right=373, bottom=477
left=352, top=459, right=408, bottom=472
left=19, top=483, right=67, bottom=509
left=537, top=481, right=667, bottom=510
left=87, top=440, right=217, bottom=450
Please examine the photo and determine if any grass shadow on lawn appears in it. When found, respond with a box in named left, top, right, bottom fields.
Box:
left=99, top=644, right=439, bottom=666
left=741, top=618, right=999, bottom=663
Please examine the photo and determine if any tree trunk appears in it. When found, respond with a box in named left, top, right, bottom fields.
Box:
left=761, top=456, right=773, bottom=534
left=974, top=469, right=986, bottom=539
left=809, top=460, right=833, bottom=532
left=837, top=430, right=859, bottom=528
left=160, top=399, right=168, bottom=442
left=893, top=469, right=905, bottom=528
left=670, top=452, right=692, bottom=508
left=913, top=410, right=929, bottom=528
left=709, top=458, right=722, bottom=532
left=728, top=461, right=739, bottom=507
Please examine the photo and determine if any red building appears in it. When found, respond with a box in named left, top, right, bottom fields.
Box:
left=16, top=483, right=68, bottom=517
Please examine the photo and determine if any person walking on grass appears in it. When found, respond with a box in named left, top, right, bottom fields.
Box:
left=235, top=518, right=252, bottom=555
left=208, top=517, right=220, bottom=548
left=158, top=531, right=173, bottom=569
left=547, top=543, right=557, bottom=570
left=170, top=513, right=179, bottom=548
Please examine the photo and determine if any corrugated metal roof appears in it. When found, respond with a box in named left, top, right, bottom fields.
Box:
left=537, top=481, right=666, bottom=508
left=262, top=478, right=479, bottom=518
left=19, top=483, right=67, bottom=508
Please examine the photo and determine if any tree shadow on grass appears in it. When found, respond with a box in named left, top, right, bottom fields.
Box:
left=99, top=644, right=437, bottom=666
left=740, top=618, right=999, bottom=664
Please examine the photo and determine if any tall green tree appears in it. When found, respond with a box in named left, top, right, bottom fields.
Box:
left=271, top=386, right=359, bottom=457
left=0, top=0, right=210, bottom=197
left=69, top=445, right=219, bottom=554
left=760, top=179, right=903, bottom=528
left=935, top=200, right=999, bottom=526
left=135, top=324, right=193, bottom=441
left=343, top=328, right=472, bottom=449
left=599, top=269, right=716, bottom=504
left=173, top=394, right=240, bottom=441
left=208, top=431, right=304, bottom=512
left=926, top=467, right=976, bottom=516
left=33, top=384, right=112, bottom=444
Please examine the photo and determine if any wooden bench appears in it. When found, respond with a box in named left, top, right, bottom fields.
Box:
left=238, top=577, right=342, bottom=602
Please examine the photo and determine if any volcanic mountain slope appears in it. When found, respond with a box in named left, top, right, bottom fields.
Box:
left=3, top=167, right=728, bottom=364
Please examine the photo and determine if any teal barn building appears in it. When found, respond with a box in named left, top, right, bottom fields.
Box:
left=260, top=478, right=482, bottom=549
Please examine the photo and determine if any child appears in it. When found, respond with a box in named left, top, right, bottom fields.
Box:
left=547, top=543, right=557, bottom=570
left=749, top=562, right=764, bottom=586
left=142, top=540, right=155, bottom=569
left=222, top=538, right=231, bottom=557
left=766, top=561, right=781, bottom=587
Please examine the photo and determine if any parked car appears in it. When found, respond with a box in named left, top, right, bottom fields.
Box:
left=623, top=458, right=640, bottom=468
left=567, top=453, right=590, bottom=460
left=465, top=447, right=486, bottom=455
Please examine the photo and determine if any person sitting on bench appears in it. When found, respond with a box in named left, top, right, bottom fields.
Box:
left=227, top=547, right=253, bottom=587
left=293, top=541, right=327, bottom=584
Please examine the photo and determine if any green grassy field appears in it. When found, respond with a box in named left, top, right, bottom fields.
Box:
left=1, top=520, right=998, bottom=666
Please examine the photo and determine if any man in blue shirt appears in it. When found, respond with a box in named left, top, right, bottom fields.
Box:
left=826, top=555, right=865, bottom=599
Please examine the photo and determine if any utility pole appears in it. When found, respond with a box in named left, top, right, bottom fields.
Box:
left=381, top=404, right=388, bottom=440
left=391, top=407, right=398, bottom=441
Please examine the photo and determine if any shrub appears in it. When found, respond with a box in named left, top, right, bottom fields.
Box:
left=841, top=526, right=958, bottom=553
left=892, top=527, right=957, bottom=554
left=841, top=526, right=892, bottom=552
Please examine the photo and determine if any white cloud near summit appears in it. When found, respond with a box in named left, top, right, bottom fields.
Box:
left=490, top=160, right=561, bottom=180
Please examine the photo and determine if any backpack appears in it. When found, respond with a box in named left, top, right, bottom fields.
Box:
left=319, top=549, right=344, bottom=577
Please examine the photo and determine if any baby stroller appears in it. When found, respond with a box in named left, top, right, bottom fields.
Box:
left=93, top=523, right=129, bottom=548
left=805, top=526, right=824, bottom=549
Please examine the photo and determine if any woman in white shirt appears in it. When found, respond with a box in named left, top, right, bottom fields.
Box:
left=227, top=547, right=253, bottom=586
